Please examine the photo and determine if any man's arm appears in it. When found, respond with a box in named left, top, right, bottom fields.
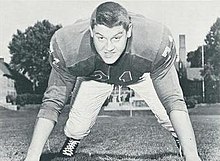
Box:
left=150, top=26, right=201, bottom=160
left=24, top=68, right=75, bottom=161
left=170, top=111, right=200, bottom=161
left=24, top=118, right=55, bottom=161
left=152, top=66, right=201, bottom=161
left=24, top=34, right=76, bottom=161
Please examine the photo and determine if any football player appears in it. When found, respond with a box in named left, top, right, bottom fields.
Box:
left=24, top=2, right=201, bottom=161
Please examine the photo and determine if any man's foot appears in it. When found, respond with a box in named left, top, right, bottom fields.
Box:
left=174, top=137, right=184, bottom=157
left=59, top=137, right=80, bottom=157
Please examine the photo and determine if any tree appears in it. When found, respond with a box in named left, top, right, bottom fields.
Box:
left=187, top=47, right=202, bottom=68
left=186, top=17, right=220, bottom=103
left=205, top=17, right=220, bottom=78
left=8, top=20, right=62, bottom=94
left=3, top=63, right=33, bottom=94
left=203, top=18, right=220, bottom=102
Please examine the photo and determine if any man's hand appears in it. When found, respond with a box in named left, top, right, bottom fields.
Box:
left=169, top=111, right=201, bottom=161
left=24, top=118, right=55, bottom=161
left=185, top=155, right=202, bottom=161
left=24, top=156, right=40, bottom=161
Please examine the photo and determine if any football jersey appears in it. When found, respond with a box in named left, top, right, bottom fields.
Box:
left=38, top=13, right=186, bottom=122
left=49, top=13, right=177, bottom=86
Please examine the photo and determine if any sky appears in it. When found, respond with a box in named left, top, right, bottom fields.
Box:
left=0, top=0, right=220, bottom=63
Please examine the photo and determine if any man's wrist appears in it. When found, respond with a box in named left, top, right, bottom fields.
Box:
left=25, top=148, right=41, bottom=161
left=24, top=155, right=40, bottom=161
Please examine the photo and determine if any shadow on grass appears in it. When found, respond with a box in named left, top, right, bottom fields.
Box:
left=40, top=151, right=179, bottom=161
left=40, top=152, right=58, bottom=161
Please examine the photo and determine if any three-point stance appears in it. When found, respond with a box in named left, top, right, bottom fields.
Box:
left=24, top=2, right=201, bottom=161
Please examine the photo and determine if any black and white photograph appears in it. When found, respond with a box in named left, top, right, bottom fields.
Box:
left=0, top=1, right=220, bottom=161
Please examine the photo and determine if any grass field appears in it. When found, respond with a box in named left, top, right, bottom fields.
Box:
left=0, top=104, right=220, bottom=161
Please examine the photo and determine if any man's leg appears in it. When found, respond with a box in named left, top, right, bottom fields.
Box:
left=61, top=79, right=113, bottom=156
left=128, top=73, right=182, bottom=155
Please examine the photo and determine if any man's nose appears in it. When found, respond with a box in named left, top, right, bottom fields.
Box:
left=106, top=40, right=114, bottom=51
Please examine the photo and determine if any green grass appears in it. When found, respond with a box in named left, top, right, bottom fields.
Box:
left=0, top=105, right=220, bottom=161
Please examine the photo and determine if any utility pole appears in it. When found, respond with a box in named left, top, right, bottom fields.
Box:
left=201, top=45, right=205, bottom=103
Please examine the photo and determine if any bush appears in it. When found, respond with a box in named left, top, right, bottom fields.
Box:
left=185, top=95, right=202, bottom=108
left=16, top=94, right=43, bottom=106
left=6, top=95, right=16, bottom=105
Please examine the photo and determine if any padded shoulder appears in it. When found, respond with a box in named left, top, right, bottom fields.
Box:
left=130, top=13, right=165, bottom=62
left=53, top=19, right=94, bottom=67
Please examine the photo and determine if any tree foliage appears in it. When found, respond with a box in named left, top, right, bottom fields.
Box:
left=204, top=17, right=220, bottom=79
left=203, top=18, right=220, bottom=102
left=186, top=17, right=220, bottom=102
left=8, top=20, right=62, bottom=94
left=187, top=47, right=202, bottom=68
left=4, top=63, right=33, bottom=94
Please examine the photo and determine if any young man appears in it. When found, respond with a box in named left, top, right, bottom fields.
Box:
left=24, top=2, right=201, bottom=161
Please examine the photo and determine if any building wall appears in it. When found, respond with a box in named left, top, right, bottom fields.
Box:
left=0, top=68, right=16, bottom=104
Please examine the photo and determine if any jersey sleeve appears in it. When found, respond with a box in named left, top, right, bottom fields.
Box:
left=150, top=26, right=188, bottom=114
left=37, top=34, right=77, bottom=122
left=150, top=26, right=177, bottom=79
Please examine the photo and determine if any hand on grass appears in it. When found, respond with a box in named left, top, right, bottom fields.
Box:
left=23, top=155, right=40, bottom=161
left=185, top=155, right=202, bottom=161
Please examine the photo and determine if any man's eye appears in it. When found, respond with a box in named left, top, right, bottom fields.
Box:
left=98, top=37, right=104, bottom=40
left=113, top=37, right=121, bottom=40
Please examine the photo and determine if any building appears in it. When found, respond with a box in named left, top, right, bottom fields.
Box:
left=0, top=58, right=17, bottom=106
left=177, top=34, right=204, bottom=103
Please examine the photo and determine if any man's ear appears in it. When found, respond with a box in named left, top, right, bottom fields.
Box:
left=89, top=26, right=94, bottom=37
left=127, top=23, right=132, bottom=38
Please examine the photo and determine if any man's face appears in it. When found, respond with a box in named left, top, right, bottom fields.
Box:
left=90, top=24, right=132, bottom=64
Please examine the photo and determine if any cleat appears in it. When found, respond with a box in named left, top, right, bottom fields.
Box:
left=60, top=137, right=80, bottom=157
left=174, top=137, right=184, bottom=158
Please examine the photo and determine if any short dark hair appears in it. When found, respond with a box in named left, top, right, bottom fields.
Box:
left=90, top=2, right=131, bottom=30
